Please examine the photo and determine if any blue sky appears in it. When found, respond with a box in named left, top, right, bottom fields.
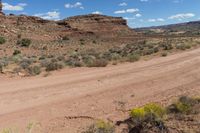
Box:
left=2, top=0, right=200, bottom=28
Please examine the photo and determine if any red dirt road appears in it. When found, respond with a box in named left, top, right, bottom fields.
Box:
left=0, top=48, right=200, bottom=132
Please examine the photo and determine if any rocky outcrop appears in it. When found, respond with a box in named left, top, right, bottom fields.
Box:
left=0, top=13, right=136, bottom=41
left=57, top=14, right=135, bottom=36
left=0, top=0, right=4, bottom=15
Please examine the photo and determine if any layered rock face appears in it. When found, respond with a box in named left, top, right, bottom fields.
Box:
left=57, top=14, right=135, bottom=36
left=0, top=14, right=135, bottom=41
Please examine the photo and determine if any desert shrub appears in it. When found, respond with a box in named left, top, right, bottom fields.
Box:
left=147, top=44, right=154, bottom=49
left=145, top=48, right=155, bottom=55
left=66, top=51, right=107, bottom=67
left=28, top=66, right=41, bottom=76
left=39, top=55, right=46, bottom=60
left=0, top=36, right=6, bottom=44
left=127, top=54, right=140, bottom=62
left=86, top=58, right=108, bottom=67
left=19, top=58, right=33, bottom=69
left=167, top=96, right=199, bottom=114
left=109, top=46, right=122, bottom=54
left=51, top=58, right=58, bottom=63
left=80, top=39, right=85, bottom=45
left=17, top=38, right=31, bottom=47
left=42, top=46, right=48, bottom=50
left=161, top=52, right=168, bottom=57
left=66, top=59, right=83, bottom=67
left=0, top=64, right=2, bottom=73
left=175, top=44, right=191, bottom=50
left=130, top=103, right=166, bottom=123
left=130, top=107, right=146, bottom=124
left=47, top=55, right=55, bottom=58
left=110, top=53, right=122, bottom=61
left=193, top=97, right=200, bottom=103
left=83, top=121, right=115, bottom=133
left=103, top=52, right=122, bottom=61
left=45, top=62, right=64, bottom=71
left=102, top=52, right=113, bottom=61
left=82, top=55, right=95, bottom=66
left=153, top=47, right=159, bottom=53
left=92, top=40, right=97, bottom=44
left=129, top=103, right=166, bottom=132
left=57, top=56, right=65, bottom=61
left=143, top=103, right=166, bottom=118
left=66, top=54, right=83, bottom=67
left=0, top=58, right=9, bottom=67
left=40, top=59, right=50, bottom=67
left=0, top=58, right=8, bottom=73
left=17, top=34, right=22, bottom=39
left=62, top=36, right=70, bottom=41
left=10, top=55, right=23, bottom=64
left=1, top=128, right=14, bottom=133
left=161, top=42, right=173, bottom=50
left=80, top=39, right=85, bottom=42
left=13, top=49, right=21, bottom=55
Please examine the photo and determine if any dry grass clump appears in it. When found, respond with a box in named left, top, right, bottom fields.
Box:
left=83, top=120, right=115, bottom=133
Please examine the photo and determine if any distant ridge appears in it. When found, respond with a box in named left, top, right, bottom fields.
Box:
left=135, top=20, right=200, bottom=35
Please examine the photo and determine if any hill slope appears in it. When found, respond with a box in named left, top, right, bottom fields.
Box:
left=0, top=14, right=135, bottom=41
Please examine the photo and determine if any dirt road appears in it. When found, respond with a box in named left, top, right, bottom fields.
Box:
left=0, top=48, right=200, bottom=132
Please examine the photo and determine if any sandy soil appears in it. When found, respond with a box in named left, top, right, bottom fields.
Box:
left=0, top=48, right=200, bottom=133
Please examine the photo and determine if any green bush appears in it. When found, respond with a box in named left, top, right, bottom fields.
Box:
left=17, top=38, right=31, bottom=47
left=0, top=36, right=6, bottom=44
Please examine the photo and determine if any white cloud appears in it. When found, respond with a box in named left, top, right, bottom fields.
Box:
left=148, top=19, right=156, bottom=22
left=168, top=13, right=195, bottom=20
left=126, top=8, right=139, bottom=13
left=64, top=2, right=84, bottom=9
left=119, top=2, right=127, bottom=6
left=148, top=18, right=165, bottom=22
left=136, top=13, right=142, bottom=17
left=157, top=18, right=165, bottom=22
left=34, top=11, right=60, bottom=20
left=2, top=3, right=27, bottom=11
left=114, top=10, right=126, bottom=14
left=92, top=11, right=102, bottom=15
left=140, top=0, right=149, bottom=2
left=114, top=8, right=139, bottom=14
left=124, top=17, right=135, bottom=20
